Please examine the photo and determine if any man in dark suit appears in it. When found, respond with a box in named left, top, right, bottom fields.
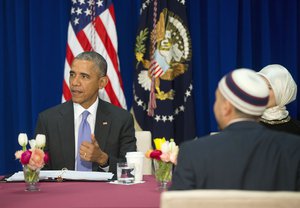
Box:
left=170, top=69, right=300, bottom=191
left=35, top=51, right=136, bottom=175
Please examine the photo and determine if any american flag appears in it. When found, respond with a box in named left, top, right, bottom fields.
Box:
left=62, top=0, right=127, bottom=109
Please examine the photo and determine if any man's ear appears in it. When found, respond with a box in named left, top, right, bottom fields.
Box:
left=99, top=76, right=108, bottom=89
left=222, top=100, right=233, bottom=117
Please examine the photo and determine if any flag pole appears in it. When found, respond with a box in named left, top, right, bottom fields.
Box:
left=147, top=0, right=158, bottom=117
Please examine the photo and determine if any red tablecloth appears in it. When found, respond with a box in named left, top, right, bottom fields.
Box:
left=0, top=175, right=160, bottom=208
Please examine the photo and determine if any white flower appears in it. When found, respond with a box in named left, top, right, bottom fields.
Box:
left=18, top=133, right=28, bottom=147
left=168, top=139, right=179, bottom=164
left=29, top=139, right=36, bottom=149
left=169, top=139, right=177, bottom=153
left=170, top=149, right=179, bottom=165
left=35, top=134, right=46, bottom=148
left=161, top=141, right=170, bottom=154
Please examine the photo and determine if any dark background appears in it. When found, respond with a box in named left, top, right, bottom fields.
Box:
left=0, top=0, right=299, bottom=174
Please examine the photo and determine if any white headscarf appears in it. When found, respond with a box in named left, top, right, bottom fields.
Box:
left=257, top=64, right=297, bottom=120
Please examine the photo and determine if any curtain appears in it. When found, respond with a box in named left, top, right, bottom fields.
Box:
left=0, top=0, right=299, bottom=174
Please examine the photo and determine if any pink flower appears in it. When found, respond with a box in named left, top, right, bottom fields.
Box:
left=44, top=152, right=49, bottom=164
left=169, top=153, right=178, bottom=165
left=15, top=150, right=24, bottom=159
left=27, top=149, right=45, bottom=170
left=20, top=150, right=32, bottom=165
left=160, top=153, right=171, bottom=162
left=150, top=150, right=162, bottom=160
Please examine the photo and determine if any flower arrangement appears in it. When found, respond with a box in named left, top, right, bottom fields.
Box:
left=146, top=138, right=179, bottom=189
left=15, top=133, right=49, bottom=184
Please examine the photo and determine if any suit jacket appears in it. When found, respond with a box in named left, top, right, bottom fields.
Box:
left=170, top=121, right=300, bottom=191
left=35, top=99, right=136, bottom=175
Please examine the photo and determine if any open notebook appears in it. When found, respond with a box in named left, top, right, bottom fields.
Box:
left=6, top=170, right=114, bottom=182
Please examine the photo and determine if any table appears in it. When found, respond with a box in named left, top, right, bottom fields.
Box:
left=0, top=175, right=160, bottom=208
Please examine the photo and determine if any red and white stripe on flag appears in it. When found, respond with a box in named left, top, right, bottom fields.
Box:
left=150, top=60, right=164, bottom=78
left=62, top=0, right=127, bottom=109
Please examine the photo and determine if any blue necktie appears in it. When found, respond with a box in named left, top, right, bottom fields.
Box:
left=76, top=111, right=92, bottom=171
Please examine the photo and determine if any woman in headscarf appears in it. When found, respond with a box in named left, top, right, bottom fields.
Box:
left=257, top=64, right=300, bottom=135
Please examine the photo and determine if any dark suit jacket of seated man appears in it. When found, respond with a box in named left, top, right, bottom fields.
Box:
left=170, top=69, right=300, bottom=191
left=35, top=98, right=136, bottom=175
left=34, top=51, right=136, bottom=175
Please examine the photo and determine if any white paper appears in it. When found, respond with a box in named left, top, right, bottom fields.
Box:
left=109, top=180, right=145, bottom=185
left=6, top=170, right=114, bottom=182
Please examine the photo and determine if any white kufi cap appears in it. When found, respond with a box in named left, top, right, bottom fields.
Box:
left=218, top=69, right=269, bottom=116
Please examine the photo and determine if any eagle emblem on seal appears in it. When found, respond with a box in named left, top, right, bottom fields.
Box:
left=135, top=8, right=192, bottom=101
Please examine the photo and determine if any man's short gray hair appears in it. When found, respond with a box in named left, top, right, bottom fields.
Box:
left=74, top=51, right=107, bottom=77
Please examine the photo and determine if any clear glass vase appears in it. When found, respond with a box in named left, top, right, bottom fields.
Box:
left=23, top=165, right=40, bottom=191
left=153, top=160, right=173, bottom=191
